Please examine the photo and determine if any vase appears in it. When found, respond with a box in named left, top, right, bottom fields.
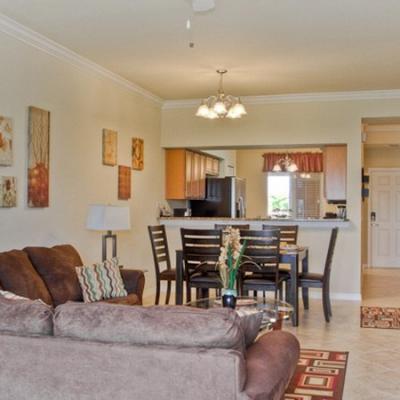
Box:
left=222, top=288, right=237, bottom=309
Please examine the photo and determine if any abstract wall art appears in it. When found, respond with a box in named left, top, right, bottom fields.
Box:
left=103, top=129, right=118, bottom=166
left=132, top=137, right=144, bottom=170
left=0, top=116, right=13, bottom=166
left=118, top=165, right=131, bottom=200
left=0, top=176, right=17, bottom=207
left=28, top=106, right=50, bottom=208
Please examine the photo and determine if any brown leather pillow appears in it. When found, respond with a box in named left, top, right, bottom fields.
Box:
left=0, top=250, right=52, bottom=305
left=24, top=245, right=84, bottom=306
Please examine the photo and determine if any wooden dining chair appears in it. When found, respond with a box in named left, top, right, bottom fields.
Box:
left=181, top=228, right=222, bottom=302
left=148, top=225, right=176, bottom=305
left=288, top=227, right=338, bottom=322
left=215, top=223, right=250, bottom=230
left=262, top=225, right=299, bottom=245
left=239, top=229, right=285, bottom=299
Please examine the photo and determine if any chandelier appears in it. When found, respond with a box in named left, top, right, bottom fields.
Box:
left=196, top=70, right=247, bottom=119
left=272, top=153, right=299, bottom=173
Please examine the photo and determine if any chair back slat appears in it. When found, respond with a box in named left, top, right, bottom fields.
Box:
left=148, top=225, right=171, bottom=274
left=215, top=224, right=250, bottom=230
left=181, top=229, right=222, bottom=275
left=323, top=227, right=339, bottom=282
left=262, top=224, right=299, bottom=244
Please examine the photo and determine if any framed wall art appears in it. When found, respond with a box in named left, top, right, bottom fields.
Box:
left=0, top=176, right=17, bottom=207
left=103, top=129, right=117, bottom=166
left=28, top=106, right=50, bottom=208
left=132, top=137, right=144, bottom=171
left=0, top=116, right=13, bottom=166
left=118, top=165, right=131, bottom=200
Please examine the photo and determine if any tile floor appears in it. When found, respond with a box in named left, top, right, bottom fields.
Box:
left=143, top=267, right=400, bottom=399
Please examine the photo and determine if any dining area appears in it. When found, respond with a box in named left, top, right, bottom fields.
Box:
left=148, top=222, right=339, bottom=327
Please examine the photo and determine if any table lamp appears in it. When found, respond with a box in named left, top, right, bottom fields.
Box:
left=86, top=204, right=131, bottom=261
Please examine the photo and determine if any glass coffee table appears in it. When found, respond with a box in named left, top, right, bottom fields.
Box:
left=186, top=297, right=293, bottom=331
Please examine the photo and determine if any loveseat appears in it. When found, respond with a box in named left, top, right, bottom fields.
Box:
left=0, top=298, right=300, bottom=400
left=0, top=244, right=145, bottom=306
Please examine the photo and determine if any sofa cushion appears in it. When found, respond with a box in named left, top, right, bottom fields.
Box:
left=0, top=296, right=53, bottom=336
left=0, top=250, right=53, bottom=305
left=54, top=303, right=245, bottom=352
left=24, top=245, right=84, bottom=306
left=0, top=289, right=30, bottom=301
left=236, top=310, right=263, bottom=347
left=75, top=258, right=128, bottom=303
left=101, top=293, right=140, bottom=305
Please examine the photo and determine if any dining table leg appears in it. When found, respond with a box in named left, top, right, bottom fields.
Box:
left=289, top=254, right=299, bottom=327
left=301, top=249, right=309, bottom=310
left=175, top=250, right=183, bottom=305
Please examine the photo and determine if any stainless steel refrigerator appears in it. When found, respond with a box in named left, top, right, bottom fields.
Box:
left=190, top=177, right=246, bottom=218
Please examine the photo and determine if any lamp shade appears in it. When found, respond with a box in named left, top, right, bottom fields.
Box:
left=86, top=205, right=131, bottom=231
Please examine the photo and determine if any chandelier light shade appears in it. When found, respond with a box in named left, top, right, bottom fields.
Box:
left=272, top=153, right=299, bottom=173
left=196, top=70, right=247, bottom=119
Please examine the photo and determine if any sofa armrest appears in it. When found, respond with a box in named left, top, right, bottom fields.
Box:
left=120, top=269, right=145, bottom=304
left=244, top=331, right=300, bottom=400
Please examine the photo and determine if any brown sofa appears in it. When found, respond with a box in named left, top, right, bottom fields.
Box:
left=0, top=299, right=300, bottom=400
left=0, top=244, right=145, bottom=306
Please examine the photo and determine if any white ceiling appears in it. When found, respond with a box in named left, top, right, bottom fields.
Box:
left=1, top=0, right=400, bottom=100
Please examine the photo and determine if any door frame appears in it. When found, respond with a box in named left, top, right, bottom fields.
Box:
left=368, top=168, right=400, bottom=267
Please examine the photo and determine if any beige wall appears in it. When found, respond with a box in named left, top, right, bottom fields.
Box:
left=0, top=33, right=163, bottom=294
left=162, top=98, right=400, bottom=298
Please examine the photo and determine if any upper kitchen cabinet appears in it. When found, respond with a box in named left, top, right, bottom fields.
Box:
left=324, top=145, right=347, bottom=201
left=166, top=149, right=215, bottom=200
left=205, top=156, right=220, bottom=176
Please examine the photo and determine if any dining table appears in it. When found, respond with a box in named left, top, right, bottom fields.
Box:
left=175, top=246, right=309, bottom=327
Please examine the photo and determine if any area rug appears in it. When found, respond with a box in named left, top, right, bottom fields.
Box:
left=360, top=306, right=400, bottom=329
left=284, top=349, right=348, bottom=400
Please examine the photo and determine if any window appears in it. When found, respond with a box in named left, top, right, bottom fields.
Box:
left=267, top=173, right=322, bottom=218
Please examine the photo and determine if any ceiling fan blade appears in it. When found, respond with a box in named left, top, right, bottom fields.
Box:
left=192, top=0, right=215, bottom=13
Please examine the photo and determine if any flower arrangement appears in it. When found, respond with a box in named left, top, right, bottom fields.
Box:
left=218, top=227, right=247, bottom=292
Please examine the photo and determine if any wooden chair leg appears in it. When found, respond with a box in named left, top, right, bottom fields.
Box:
left=253, top=290, right=257, bottom=298
left=155, top=279, right=161, bottom=305
left=302, top=287, right=309, bottom=310
left=322, top=288, right=330, bottom=323
left=285, top=282, right=291, bottom=303
left=186, top=281, right=192, bottom=303
left=279, top=284, right=283, bottom=301
left=327, top=287, right=333, bottom=317
left=165, top=280, right=171, bottom=305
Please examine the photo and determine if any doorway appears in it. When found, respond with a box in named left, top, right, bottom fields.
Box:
left=369, top=169, right=400, bottom=268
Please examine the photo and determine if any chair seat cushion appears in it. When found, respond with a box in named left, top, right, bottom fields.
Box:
left=0, top=250, right=53, bottom=305
left=160, top=269, right=176, bottom=280
left=243, top=278, right=276, bottom=287
left=299, top=272, right=324, bottom=282
left=100, top=293, right=140, bottom=305
left=190, top=273, right=222, bottom=286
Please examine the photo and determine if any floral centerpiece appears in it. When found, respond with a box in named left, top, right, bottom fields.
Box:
left=218, top=227, right=247, bottom=308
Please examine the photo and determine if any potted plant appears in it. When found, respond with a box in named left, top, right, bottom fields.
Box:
left=218, top=227, right=247, bottom=309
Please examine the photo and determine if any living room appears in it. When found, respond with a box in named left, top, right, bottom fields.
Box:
left=0, top=1, right=400, bottom=399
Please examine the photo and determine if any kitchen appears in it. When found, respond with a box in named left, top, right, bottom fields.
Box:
left=161, top=145, right=349, bottom=225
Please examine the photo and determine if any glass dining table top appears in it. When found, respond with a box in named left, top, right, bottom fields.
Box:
left=186, top=296, right=294, bottom=330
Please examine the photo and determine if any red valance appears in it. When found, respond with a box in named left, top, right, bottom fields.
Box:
left=262, top=152, right=323, bottom=173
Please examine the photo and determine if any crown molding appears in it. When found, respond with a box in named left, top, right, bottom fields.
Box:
left=0, top=13, right=163, bottom=105
left=163, top=89, right=400, bottom=109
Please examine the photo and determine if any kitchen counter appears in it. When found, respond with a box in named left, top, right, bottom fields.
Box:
left=159, top=217, right=351, bottom=229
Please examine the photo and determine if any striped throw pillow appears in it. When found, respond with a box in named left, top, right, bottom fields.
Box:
left=75, top=258, right=128, bottom=303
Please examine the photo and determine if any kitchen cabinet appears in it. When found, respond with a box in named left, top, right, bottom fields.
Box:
left=324, top=145, right=347, bottom=201
left=205, top=156, right=220, bottom=176
left=166, top=149, right=209, bottom=200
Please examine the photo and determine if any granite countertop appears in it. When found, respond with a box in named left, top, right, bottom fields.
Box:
left=159, top=216, right=348, bottom=222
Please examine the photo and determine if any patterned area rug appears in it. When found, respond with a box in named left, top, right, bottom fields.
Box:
left=360, top=306, right=400, bottom=329
left=284, top=349, right=348, bottom=400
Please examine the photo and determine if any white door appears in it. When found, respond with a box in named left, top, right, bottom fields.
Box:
left=370, top=170, right=400, bottom=267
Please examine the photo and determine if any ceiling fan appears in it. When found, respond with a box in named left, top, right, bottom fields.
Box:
left=192, top=0, right=215, bottom=13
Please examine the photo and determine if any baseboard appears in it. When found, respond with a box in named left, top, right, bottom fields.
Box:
left=307, top=290, right=361, bottom=301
